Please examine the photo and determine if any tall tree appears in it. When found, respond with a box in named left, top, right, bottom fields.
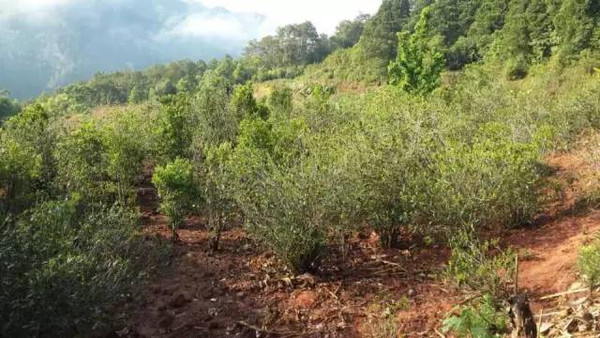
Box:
left=0, top=90, right=20, bottom=124
left=553, top=0, right=600, bottom=60
left=330, top=14, right=371, bottom=50
left=388, top=7, right=446, bottom=94
left=361, top=0, right=412, bottom=61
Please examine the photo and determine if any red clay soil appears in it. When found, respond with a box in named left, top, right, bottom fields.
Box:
left=116, top=150, right=599, bottom=337
left=501, top=151, right=600, bottom=311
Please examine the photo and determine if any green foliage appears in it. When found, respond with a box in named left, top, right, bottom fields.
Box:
left=553, top=0, right=600, bottom=61
left=230, top=83, right=269, bottom=120
left=428, top=125, right=543, bottom=228
left=578, top=234, right=600, bottom=287
left=101, top=112, right=150, bottom=204
left=445, top=229, right=516, bottom=301
left=361, top=0, right=411, bottom=61
left=0, top=90, right=20, bottom=124
left=388, top=7, right=446, bottom=94
left=128, top=85, right=147, bottom=104
left=192, top=71, right=238, bottom=150
left=0, top=132, right=42, bottom=212
left=330, top=14, right=370, bottom=50
left=3, top=104, right=56, bottom=179
left=2, top=4, right=600, bottom=334
left=202, top=144, right=237, bottom=251
left=152, top=158, right=199, bottom=240
left=55, top=113, right=149, bottom=206
left=225, top=117, right=327, bottom=273
left=54, top=122, right=113, bottom=203
left=0, top=200, right=167, bottom=337
left=156, top=94, right=193, bottom=160
left=443, top=294, right=508, bottom=338
left=267, top=86, right=294, bottom=116
left=244, top=21, right=330, bottom=79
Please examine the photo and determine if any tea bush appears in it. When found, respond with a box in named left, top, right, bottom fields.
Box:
left=0, top=132, right=42, bottom=213
left=578, top=234, right=600, bottom=287
left=0, top=200, right=166, bottom=337
left=445, top=228, right=516, bottom=301
left=202, top=144, right=238, bottom=251
left=152, top=158, right=199, bottom=240
left=155, top=94, right=194, bottom=161
left=225, top=117, right=329, bottom=273
left=54, top=122, right=115, bottom=204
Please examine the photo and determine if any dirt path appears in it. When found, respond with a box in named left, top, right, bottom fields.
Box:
left=116, top=149, right=599, bottom=337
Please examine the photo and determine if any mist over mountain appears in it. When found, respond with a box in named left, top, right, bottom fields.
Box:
left=0, top=0, right=264, bottom=99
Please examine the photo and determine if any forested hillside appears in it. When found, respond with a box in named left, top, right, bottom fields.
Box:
left=1, top=0, right=600, bottom=337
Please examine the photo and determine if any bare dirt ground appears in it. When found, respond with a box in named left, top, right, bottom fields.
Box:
left=116, top=144, right=599, bottom=337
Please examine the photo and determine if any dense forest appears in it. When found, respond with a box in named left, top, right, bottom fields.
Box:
left=1, top=0, right=600, bottom=337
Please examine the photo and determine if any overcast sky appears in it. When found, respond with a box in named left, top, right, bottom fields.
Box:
left=0, top=0, right=380, bottom=98
left=1, top=0, right=379, bottom=38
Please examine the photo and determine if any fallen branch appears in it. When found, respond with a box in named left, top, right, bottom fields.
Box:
left=235, top=321, right=300, bottom=337
left=514, top=254, right=519, bottom=294
left=540, top=288, right=590, bottom=300
left=457, top=292, right=483, bottom=306
left=534, top=311, right=563, bottom=318
left=538, top=308, right=543, bottom=335
left=376, top=258, right=408, bottom=271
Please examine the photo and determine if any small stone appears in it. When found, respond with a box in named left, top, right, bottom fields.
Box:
left=208, top=307, right=219, bottom=317
left=539, top=322, right=553, bottom=334
left=158, top=312, right=175, bottom=329
left=579, top=323, right=591, bottom=333
left=407, top=289, right=416, bottom=297
left=169, top=293, right=191, bottom=308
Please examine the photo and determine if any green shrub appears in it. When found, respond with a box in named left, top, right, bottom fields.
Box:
left=0, top=132, right=42, bottom=212
left=238, top=168, right=326, bottom=274
left=443, top=294, right=509, bottom=338
left=152, top=158, right=199, bottom=240
left=388, top=7, right=446, bottom=94
left=227, top=118, right=326, bottom=273
left=155, top=94, right=194, bottom=161
left=2, top=104, right=58, bottom=194
left=54, top=122, right=115, bottom=204
left=445, top=229, right=516, bottom=301
left=101, top=111, right=150, bottom=204
left=428, top=126, right=543, bottom=229
left=202, top=143, right=238, bottom=251
left=0, top=200, right=166, bottom=337
left=505, top=56, right=529, bottom=80
left=578, top=235, right=600, bottom=287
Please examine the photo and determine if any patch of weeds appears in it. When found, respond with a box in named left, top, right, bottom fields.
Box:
left=444, top=228, right=516, bottom=300
left=517, top=248, right=537, bottom=261
left=443, top=294, right=508, bottom=338
left=361, top=309, right=399, bottom=338
left=578, top=233, right=600, bottom=287
left=442, top=227, right=516, bottom=337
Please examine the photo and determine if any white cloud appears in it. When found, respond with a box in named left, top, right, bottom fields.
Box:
left=161, top=11, right=263, bottom=41
left=192, top=0, right=380, bottom=36
left=0, top=0, right=76, bottom=14
left=0, top=0, right=78, bottom=23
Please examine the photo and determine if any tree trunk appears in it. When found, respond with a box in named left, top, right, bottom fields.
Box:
left=508, top=293, right=537, bottom=338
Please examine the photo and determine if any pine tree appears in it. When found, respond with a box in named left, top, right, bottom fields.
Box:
left=388, top=7, right=446, bottom=94
left=553, top=0, right=600, bottom=60
left=361, top=0, right=411, bottom=61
